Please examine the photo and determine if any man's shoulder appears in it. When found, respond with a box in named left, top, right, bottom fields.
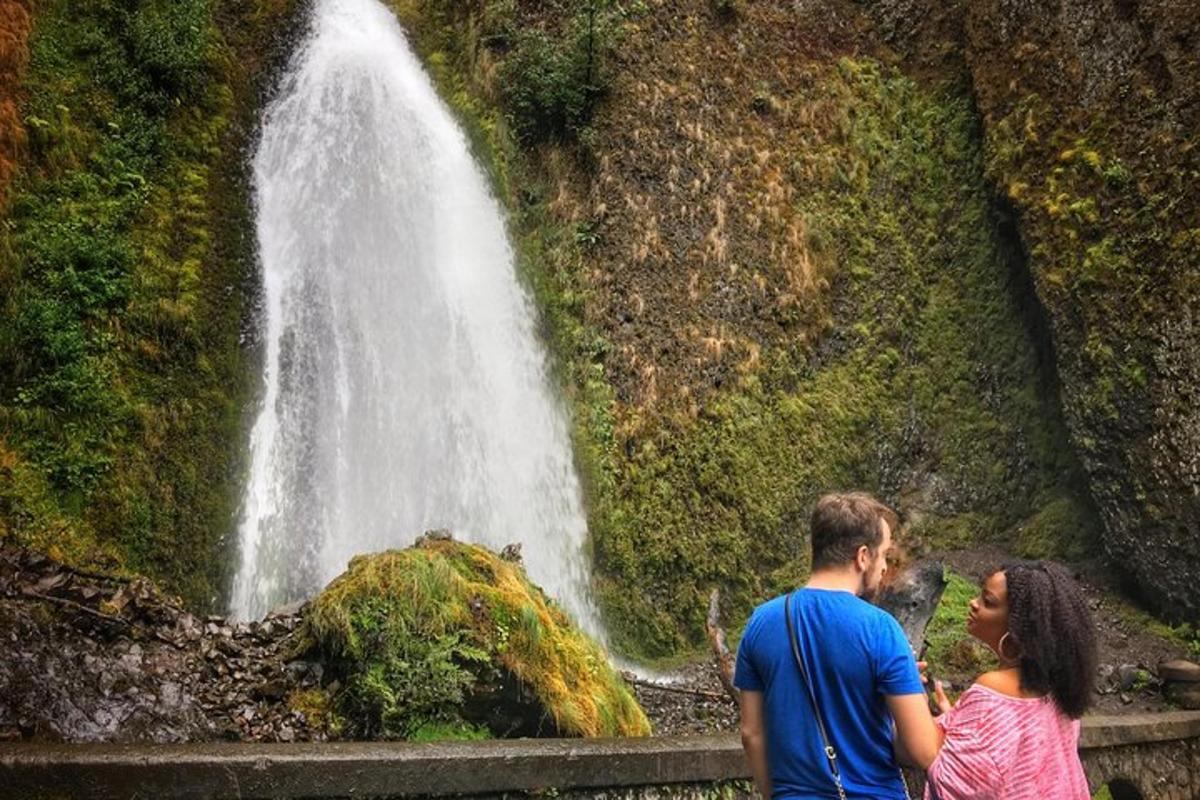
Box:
left=745, top=594, right=788, bottom=630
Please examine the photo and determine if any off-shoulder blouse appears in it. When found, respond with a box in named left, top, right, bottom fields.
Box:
left=925, top=683, right=1090, bottom=800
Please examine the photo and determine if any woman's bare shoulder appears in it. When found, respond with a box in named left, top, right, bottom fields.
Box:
left=974, top=669, right=1038, bottom=698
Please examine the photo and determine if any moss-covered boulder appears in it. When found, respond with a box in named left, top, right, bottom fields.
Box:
left=303, top=533, right=650, bottom=740
left=960, top=0, right=1200, bottom=620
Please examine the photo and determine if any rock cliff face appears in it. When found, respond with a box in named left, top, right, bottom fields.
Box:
left=960, top=0, right=1200, bottom=619
left=396, top=0, right=1097, bottom=657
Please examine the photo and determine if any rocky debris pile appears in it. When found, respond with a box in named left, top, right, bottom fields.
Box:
left=0, top=546, right=322, bottom=743
left=0, top=537, right=650, bottom=743
left=624, top=662, right=738, bottom=736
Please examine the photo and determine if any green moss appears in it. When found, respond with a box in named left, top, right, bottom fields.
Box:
left=408, top=720, right=492, bottom=742
left=923, top=569, right=997, bottom=685
left=0, top=0, right=298, bottom=605
left=1013, top=492, right=1091, bottom=561
left=1107, top=596, right=1200, bottom=660
left=304, top=537, right=650, bottom=739
left=286, top=688, right=345, bottom=738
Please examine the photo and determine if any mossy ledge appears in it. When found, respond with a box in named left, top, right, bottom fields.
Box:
left=302, top=533, right=650, bottom=740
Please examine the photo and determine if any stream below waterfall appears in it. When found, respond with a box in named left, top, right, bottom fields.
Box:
left=228, top=0, right=598, bottom=635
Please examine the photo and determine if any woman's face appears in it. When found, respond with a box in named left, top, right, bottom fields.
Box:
left=967, top=570, right=1010, bottom=654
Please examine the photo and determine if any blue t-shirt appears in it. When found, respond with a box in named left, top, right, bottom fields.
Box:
left=734, top=588, right=923, bottom=800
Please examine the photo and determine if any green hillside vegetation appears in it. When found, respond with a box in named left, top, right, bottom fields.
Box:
left=0, top=0, right=298, bottom=606
left=0, top=0, right=1127, bottom=664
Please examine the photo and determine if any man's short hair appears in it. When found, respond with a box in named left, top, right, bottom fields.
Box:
left=810, top=492, right=898, bottom=570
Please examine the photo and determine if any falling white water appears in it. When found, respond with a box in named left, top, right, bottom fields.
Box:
left=229, top=0, right=598, bottom=634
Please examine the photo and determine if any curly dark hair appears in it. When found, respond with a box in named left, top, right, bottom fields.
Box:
left=1002, top=560, right=1098, bottom=719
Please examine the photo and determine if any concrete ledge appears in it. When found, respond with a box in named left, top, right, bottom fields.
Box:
left=1079, top=711, right=1200, bottom=749
left=0, top=735, right=747, bottom=800
left=4, top=713, right=1200, bottom=800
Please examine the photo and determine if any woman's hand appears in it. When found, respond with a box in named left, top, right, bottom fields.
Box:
left=933, top=679, right=953, bottom=715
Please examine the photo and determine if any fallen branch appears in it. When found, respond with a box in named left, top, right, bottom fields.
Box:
left=623, top=675, right=731, bottom=702
left=11, top=590, right=131, bottom=627
left=706, top=588, right=739, bottom=703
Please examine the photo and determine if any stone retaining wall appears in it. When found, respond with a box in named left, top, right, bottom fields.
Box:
left=2, top=712, right=1198, bottom=800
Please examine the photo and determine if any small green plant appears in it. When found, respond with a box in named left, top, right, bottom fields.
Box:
left=498, top=1, right=616, bottom=143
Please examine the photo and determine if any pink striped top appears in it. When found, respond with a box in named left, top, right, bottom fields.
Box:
left=924, top=683, right=1090, bottom=800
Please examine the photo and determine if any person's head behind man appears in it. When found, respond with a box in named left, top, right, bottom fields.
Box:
left=810, top=491, right=897, bottom=601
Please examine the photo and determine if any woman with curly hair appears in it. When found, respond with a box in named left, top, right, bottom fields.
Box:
left=923, top=560, right=1098, bottom=799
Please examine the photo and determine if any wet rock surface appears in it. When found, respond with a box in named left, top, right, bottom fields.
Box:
left=0, top=545, right=319, bottom=743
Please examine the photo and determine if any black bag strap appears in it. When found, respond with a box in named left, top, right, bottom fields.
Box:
left=785, top=590, right=848, bottom=800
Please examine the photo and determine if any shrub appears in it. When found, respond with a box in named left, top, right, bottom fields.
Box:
left=499, top=1, right=614, bottom=143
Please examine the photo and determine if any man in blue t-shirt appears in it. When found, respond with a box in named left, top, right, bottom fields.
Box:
left=735, top=492, right=940, bottom=799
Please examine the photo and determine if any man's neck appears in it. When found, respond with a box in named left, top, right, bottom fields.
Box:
left=804, top=567, right=863, bottom=596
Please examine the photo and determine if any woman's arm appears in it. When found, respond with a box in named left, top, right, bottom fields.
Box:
left=887, top=692, right=945, bottom=769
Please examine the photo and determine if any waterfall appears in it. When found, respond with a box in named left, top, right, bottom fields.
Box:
left=229, top=0, right=598, bottom=635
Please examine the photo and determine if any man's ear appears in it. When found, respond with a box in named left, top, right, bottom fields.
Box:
left=855, top=544, right=871, bottom=572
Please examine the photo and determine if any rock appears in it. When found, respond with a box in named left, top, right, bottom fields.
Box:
left=1117, top=664, right=1143, bottom=692
left=1096, top=664, right=1117, bottom=693
left=306, top=540, right=650, bottom=739
left=1158, top=659, right=1200, bottom=683
left=875, top=560, right=947, bottom=652
left=265, top=600, right=304, bottom=619
left=159, top=682, right=182, bottom=706
left=253, top=679, right=289, bottom=702
left=215, top=638, right=242, bottom=657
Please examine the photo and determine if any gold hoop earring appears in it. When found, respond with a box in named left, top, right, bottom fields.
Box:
left=997, top=632, right=1020, bottom=663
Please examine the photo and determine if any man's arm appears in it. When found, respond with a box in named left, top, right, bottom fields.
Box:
left=739, top=689, right=771, bottom=799
left=886, top=692, right=943, bottom=770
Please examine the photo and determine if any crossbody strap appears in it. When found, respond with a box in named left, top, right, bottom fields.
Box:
left=785, top=591, right=848, bottom=800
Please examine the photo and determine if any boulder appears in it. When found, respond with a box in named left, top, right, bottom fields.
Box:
left=1159, top=659, right=1200, bottom=684
left=1165, top=682, right=1200, bottom=711
left=303, top=533, right=650, bottom=740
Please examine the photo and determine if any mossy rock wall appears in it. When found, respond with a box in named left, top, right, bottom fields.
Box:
left=0, top=0, right=303, bottom=607
left=304, top=535, right=650, bottom=740
left=960, top=0, right=1200, bottom=620
left=395, top=0, right=1096, bottom=660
